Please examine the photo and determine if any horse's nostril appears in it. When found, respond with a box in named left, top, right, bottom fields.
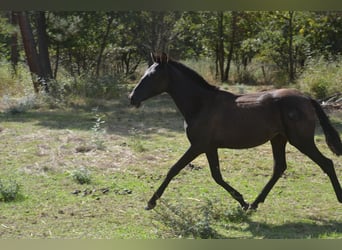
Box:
left=129, top=94, right=141, bottom=108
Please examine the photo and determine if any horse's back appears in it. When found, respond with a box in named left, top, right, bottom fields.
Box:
left=206, top=89, right=314, bottom=149
left=235, top=88, right=305, bottom=106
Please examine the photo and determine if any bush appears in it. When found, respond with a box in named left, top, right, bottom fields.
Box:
left=3, top=93, right=37, bottom=114
left=153, top=199, right=220, bottom=239
left=298, top=56, right=342, bottom=99
left=234, top=69, right=258, bottom=85
left=71, top=167, right=92, bottom=185
left=0, top=179, right=21, bottom=202
left=0, top=61, right=32, bottom=97
left=71, top=75, right=126, bottom=99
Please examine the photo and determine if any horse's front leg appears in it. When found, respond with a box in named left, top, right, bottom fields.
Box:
left=145, top=146, right=201, bottom=210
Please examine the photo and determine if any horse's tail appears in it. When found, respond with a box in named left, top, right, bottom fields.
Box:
left=311, top=99, right=342, bottom=156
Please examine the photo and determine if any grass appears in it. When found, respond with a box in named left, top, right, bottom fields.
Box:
left=0, top=85, right=341, bottom=238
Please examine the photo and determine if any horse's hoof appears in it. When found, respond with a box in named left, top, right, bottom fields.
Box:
left=248, top=203, right=258, bottom=211
left=145, top=202, right=156, bottom=210
left=241, top=203, right=250, bottom=211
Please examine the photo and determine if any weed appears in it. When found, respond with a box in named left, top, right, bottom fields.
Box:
left=153, top=199, right=220, bottom=239
left=71, top=167, right=92, bottom=185
left=222, top=206, right=251, bottom=223
left=0, top=179, right=21, bottom=202
left=91, top=107, right=106, bottom=151
left=129, top=128, right=146, bottom=153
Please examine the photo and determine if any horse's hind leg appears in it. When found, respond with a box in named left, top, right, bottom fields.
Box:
left=291, top=138, right=342, bottom=203
left=250, top=135, right=288, bottom=210
left=206, top=149, right=249, bottom=210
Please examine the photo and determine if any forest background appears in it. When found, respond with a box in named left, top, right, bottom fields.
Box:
left=0, top=11, right=342, bottom=101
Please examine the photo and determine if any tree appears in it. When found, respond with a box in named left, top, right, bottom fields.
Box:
left=217, top=12, right=225, bottom=81
left=213, top=11, right=260, bottom=82
left=223, top=11, right=238, bottom=82
left=9, top=11, right=19, bottom=72
left=95, top=12, right=115, bottom=77
left=36, top=11, right=53, bottom=80
left=2, top=10, right=342, bottom=94
left=250, top=11, right=308, bottom=83
left=284, top=11, right=295, bottom=82
left=16, top=11, right=47, bottom=93
left=300, top=11, right=342, bottom=58
left=0, top=11, right=19, bottom=73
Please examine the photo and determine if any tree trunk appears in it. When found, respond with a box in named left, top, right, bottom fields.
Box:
left=215, top=44, right=219, bottom=79
left=223, top=11, right=238, bottom=82
left=95, top=13, right=115, bottom=77
left=217, top=12, right=225, bottom=82
left=36, top=11, right=53, bottom=80
left=288, top=11, right=295, bottom=82
left=68, top=48, right=74, bottom=76
left=16, top=11, right=44, bottom=93
left=54, top=42, right=60, bottom=79
left=123, top=52, right=130, bottom=75
left=9, top=11, right=19, bottom=73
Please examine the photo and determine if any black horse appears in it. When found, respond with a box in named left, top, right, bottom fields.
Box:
left=129, top=53, right=342, bottom=211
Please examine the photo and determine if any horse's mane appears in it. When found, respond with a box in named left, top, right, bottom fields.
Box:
left=168, top=59, right=219, bottom=91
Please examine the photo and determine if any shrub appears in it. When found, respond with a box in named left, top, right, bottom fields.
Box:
left=232, top=68, right=257, bottom=85
left=153, top=199, right=219, bottom=239
left=3, top=92, right=38, bottom=114
left=90, top=108, right=106, bottom=151
left=71, top=167, right=92, bottom=185
left=0, top=61, right=32, bottom=97
left=298, top=56, right=342, bottom=99
left=71, top=75, right=126, bottom=99
left=0, top=179, right=21, bottom=202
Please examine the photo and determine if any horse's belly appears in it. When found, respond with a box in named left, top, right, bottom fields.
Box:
left=216, top=131, right=274, bottom=149
left=213, top=117, right=281, bottom=149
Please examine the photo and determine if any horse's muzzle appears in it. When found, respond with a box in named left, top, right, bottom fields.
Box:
left=129, top=93, right=141, bottom=108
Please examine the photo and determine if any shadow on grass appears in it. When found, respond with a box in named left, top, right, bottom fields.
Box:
left=152, top=200, right=342, bottom=239
left=105, top=94, right=184, bottom=136
left=244, top=219, right=342, bottom=239
left=0, top=94, right=184, bottom=136
left=1, top=93, right=340, bottom=140
left=0, top=110, right=94, bottom=131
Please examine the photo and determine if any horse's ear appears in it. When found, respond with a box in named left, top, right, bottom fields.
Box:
left=161, top=52, right=168, bottom=64
left=150, top=52, right=156, bottom=63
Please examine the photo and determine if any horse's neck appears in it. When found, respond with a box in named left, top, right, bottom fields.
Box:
left=167, top=72, right=214, bottom=123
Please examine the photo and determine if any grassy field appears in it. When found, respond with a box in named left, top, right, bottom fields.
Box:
left=0, top=86, right=341, bottom=239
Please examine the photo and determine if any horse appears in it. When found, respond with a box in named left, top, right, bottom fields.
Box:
left=129, top=52, right=342, bottom=211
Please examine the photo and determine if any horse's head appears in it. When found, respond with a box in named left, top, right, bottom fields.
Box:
left=129, top=53, right=170, bottom=108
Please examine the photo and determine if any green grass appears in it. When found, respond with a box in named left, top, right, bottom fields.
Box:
left=0, top=89, right=341, bottom=239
